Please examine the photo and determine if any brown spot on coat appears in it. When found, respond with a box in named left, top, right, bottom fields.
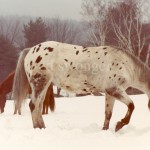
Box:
left=36, top=47, right=40, bottom=52
left=64, top=59, right=68, bottom=62
left=30, top=61, right=33, bottom=66
left=47, top=47, right=53, bottom=52
left=33, top=73, right=41, bottom=79
left=83, top=89, right=87, bottom=92
left=76, top=51, right=79, bottom=55
left=41, top=67, right=46, bottom=70
left=40, top=64, right=43, bottom=67
left=35, top=56, right=42, bottom=63
left=82, top=49, right=88, bottom=52
left=104, top=52, right=108, bottom=55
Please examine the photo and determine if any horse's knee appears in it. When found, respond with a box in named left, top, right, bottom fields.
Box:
left=30, top=73, right=47, bottom=98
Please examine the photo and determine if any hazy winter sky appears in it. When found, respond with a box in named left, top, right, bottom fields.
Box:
left=0, top=0, right=82, bottom=20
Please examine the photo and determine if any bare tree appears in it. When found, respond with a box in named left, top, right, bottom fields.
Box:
left=81, top=0, right=109, bottom=46
left=47, top=17, right=82, bottom=45
left=0, top=17, right=23, bottom=48
left=109, top=2, right=144, bottom=53
left=107, top=0, right=150, bottom=64
left=145, top=46, right=150, bottom=65
left=139, top=0, right=150, bottom=22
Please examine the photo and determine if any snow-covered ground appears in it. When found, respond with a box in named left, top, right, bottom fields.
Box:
left=0, top=94, right=150, bottom=150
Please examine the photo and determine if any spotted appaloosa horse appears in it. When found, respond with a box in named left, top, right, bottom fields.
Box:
left=13, top=41, right=150, bottom=132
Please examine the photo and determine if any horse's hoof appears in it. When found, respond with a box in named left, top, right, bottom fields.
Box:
left=102, top=126, right=109, bottom=130
left=33, top=125, right=45, bottom=129
left=115, top=121, right=125, bottom=132
left=33, top=122, right=46, bottom=129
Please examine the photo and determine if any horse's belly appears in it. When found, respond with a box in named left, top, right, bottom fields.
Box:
left=53, top=71, right=105, bottom=94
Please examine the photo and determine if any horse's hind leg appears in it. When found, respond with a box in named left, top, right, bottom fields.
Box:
left=29, top=96, right=46, bottom=128
left=29, top=74, right=51, bottom=128
left=102, top=94, right=115, bottom=130
left=106, top=87, right=135, bottom=132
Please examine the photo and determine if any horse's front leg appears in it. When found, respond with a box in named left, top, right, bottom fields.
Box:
left=106, top=87, right=135, bottom=132
left=102, top=94, right=115, bottom=130
left=29, top=74, right=51, bottom=128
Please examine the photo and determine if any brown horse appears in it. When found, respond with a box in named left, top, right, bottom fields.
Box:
left=0, top=71, right=15, bottom=113
left=0, top=70, right=55, bottom=114
left=42, top=83, right=54, bottom=114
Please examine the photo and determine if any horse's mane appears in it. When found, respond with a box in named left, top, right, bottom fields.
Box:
left=113, top=47, right=150, bottom=82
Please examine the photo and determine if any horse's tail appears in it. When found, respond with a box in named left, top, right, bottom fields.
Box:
left=12, top=48, right=30, bottom=114
left=48, top=83, right=55, bottom=112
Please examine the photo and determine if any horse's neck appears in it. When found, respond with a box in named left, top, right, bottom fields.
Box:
left=134, top=65, right=150, bottom=94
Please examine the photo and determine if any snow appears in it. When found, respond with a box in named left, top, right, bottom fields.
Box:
left=0, top=94, right=150, bottom=150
